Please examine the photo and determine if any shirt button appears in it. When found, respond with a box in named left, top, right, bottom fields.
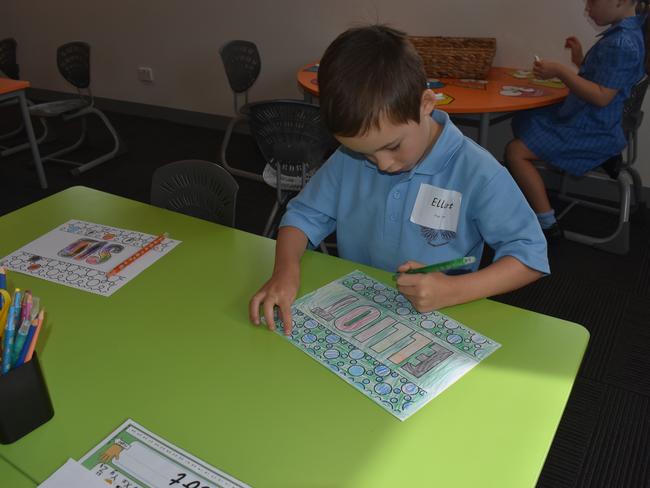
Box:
left=390, top=214, right=397, bottom=222
left=393, top=191, right=401, bottom=199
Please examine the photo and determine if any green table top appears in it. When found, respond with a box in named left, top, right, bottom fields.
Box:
left=0, top=457, right=36, bottom=487
left=0, top=186, right=589, bottom=487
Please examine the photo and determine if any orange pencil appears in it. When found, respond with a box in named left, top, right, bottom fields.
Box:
left=106, top=232, right=168, bottom=277
left=24, top=309, right=44, bottom=363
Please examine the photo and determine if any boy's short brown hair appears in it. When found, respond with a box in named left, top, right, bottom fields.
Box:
left=318, top=24, right=427, bottom=137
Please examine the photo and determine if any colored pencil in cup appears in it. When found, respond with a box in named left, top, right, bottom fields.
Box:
left=106, top=232, right=168, bottom=277
left=24, top=309, right=44, bottom=363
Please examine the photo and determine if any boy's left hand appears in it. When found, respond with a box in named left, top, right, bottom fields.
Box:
left=533, top=59, right=562, bottom=80
left=395, top=261, right=456, bottom=312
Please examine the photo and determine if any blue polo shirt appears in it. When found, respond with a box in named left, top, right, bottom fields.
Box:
left=513, top=14, right=646, bottom=175
left=281, top=110, right=549, bottom=275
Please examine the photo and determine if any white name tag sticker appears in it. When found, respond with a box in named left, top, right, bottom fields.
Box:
left=410, top=184, right=462, bottom=232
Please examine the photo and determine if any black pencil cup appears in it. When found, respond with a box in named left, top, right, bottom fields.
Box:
left=0, top=353, right=54, bottom=444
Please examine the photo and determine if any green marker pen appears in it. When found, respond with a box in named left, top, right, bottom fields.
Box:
left=393, top=256, right=476, bottom=280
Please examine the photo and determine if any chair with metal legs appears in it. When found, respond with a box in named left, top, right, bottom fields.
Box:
left=536, top=75, right=649, bottom=254
left=247, top=100, right=338, bottom=238
left=5, top=42, right=125, bottom=175
left=218, top=40, right=265, bottom=183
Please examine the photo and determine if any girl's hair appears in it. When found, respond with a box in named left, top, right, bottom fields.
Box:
left=317, top=25, right=427, bottom=137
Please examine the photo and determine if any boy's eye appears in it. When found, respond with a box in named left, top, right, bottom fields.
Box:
left=388, top=144, right=400, bottom=151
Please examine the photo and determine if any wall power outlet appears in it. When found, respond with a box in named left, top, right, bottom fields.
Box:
left=137, top=67, right=154, bottom=83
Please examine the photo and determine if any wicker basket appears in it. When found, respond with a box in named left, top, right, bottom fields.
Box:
left=409, top=36, right=497, bottom=80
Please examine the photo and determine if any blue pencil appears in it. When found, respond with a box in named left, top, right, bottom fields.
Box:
left=1, top=305, right=17, bottom=374
left=0, top=267, right=6, bottom=308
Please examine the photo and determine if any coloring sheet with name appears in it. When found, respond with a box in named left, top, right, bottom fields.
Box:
left=277, top=271, right=501, bottom=420
left=79, top=419, right=251, bottom=488
left=0, top=220, right=181, bottom=297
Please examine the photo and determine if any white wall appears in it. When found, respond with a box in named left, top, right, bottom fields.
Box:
left=2, top=0, right=648, bottom=185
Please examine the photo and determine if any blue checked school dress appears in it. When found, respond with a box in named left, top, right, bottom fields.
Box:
left=513, top=15, right=646, bottom=176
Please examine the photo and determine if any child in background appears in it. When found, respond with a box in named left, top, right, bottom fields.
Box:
left=250, top=25, right=548, bottom=333
left=506, top=0, right=647, bottom=240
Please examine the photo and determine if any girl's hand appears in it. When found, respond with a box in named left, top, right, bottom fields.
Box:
left=533, top=59, right=562, bottom=80
left=249, top=268, right=300, bottom=335
left=564, top=36, right=584, bottom=67
left=395, top=261, right=457, bottom=312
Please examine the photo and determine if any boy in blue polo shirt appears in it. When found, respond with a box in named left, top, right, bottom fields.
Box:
left=250, top=25, right=548, bottom=333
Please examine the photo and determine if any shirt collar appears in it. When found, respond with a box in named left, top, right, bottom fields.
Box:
left=410, top=110, right=464, bottom=176
left=598, top=14, right=646, bottom=38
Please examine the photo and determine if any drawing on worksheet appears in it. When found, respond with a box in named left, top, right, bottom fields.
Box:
left=500, top=85, right=548, bottom=97
left=510, top=70, right=566, bottom=89
left=0, top=220, right=181, bottom=297
left=79, top=419, right=251, bottom=488
left=276, top=271, right=501, bottom=421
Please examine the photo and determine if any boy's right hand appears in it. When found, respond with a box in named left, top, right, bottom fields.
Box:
left=249, top=267, right=300, bottom=335
left=564, top=36, right=583, bottom=67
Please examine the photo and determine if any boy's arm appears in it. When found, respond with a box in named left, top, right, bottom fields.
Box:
left=249, top=226, right=308, bottom=334
left=397, top=257, right=542, bottom=312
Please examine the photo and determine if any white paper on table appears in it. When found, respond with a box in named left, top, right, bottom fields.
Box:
left=38, top=458, right=108, bottom=488
left=0, top=220, right=181, bottom=297
left=79, top=418, right=251, bottom=488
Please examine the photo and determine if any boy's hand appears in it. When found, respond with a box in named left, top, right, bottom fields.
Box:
left=249, top=267, right=299, bottom=335
left=395, top=261, right=456, bottom=312
left=533, top=59, right=563, bottom=80
left=564, top=36, right=583, bottom=67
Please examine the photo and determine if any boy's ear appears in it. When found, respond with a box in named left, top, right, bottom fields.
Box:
left=420, top=89, right=437, bottom=115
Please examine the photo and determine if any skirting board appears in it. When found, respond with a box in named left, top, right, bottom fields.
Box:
left=28, top=88, right=244, bottom=133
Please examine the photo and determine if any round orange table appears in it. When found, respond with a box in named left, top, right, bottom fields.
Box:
left=297, top=64, right=569, bottom=147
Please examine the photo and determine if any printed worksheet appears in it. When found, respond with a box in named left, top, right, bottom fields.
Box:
left=79, top=419, right=251, bottom=488
left=276, top=271, right=501, bottom=420
left=0, top=220, right=181, bottom=296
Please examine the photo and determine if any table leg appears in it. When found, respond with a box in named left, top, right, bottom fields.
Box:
left=478, top=113, right=490, bottom=148
left=17, top=90, right=48, bottom=189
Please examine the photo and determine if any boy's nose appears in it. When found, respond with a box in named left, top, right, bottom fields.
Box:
left=375, top=154, right=395, bottom=172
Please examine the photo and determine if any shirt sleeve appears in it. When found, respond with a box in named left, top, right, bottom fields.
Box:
left=279, top=149, right=343, bottom=247
left=591, top=36, right=643, bottom=90
left=472, top=167, right=550, bottom=274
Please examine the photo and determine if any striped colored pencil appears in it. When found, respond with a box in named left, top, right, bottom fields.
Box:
left=24, top=309, right=44, bottom=363
left=106, top=232, right=168, bottom=278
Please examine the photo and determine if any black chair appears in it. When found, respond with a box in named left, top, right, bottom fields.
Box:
left=5, top=42, right=124, bottom=175
left=539, top=75, right=649, bottom=254
left=219, top=40, right=261, bottom=114
left=151, top=159, right=239, bottom=227
left=222, top=99, right=338, bottom=237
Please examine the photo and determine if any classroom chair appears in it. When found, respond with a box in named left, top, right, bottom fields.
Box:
left=538, top=75, right=649, bottom=254
left=4, top=42, right=124, bottom=175
left=219, top=40, right=261, bottom=115
left=217, top=40, right=264, bottom=184
left=0, top=38, right=48, bottom=150
left=221, top=99, right=337, bottom=237
left=150, top=159, right=239, bottom=227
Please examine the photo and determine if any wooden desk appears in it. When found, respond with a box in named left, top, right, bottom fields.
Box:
left=297, top=65, right=568, bottom=147
left=0, top=187, right=588, bottom=487
left=0, top=78, right=48, bottom=189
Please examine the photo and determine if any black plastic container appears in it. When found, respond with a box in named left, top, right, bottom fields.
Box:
left=0, top=353, right=54, bottom=444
